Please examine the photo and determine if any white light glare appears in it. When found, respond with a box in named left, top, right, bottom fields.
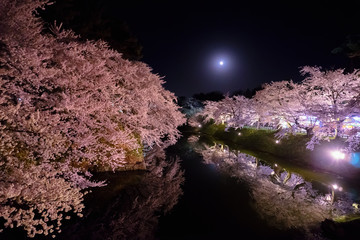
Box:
left=219, top=61, right=224, bottom=66
left=330, top=150, right=345, bottom=160
left=326, top=195, right=332, bottom=201
left=238, top=132, right=241, bottom=136
left=332, top=184, right=343, bottom=191
left=198, top=124, right=202, bottom=128
left=275, top=140, right=280, bottom=144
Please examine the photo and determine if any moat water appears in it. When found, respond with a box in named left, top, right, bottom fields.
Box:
left=3, top=134, right=360, bottom=240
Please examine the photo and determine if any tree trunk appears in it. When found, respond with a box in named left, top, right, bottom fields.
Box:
left=306, top=128, right=313, bottom=137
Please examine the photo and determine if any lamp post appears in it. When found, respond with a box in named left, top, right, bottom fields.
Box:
left=331, top=184, right=337, bottom=204
left=330, top=184, right=342, bottom=205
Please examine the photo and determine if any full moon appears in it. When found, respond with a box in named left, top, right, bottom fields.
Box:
left=219, top=61, right=224, bottom=66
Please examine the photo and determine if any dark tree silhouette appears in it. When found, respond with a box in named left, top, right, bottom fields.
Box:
left=231, top=86, right=262, bottom=98
left=332, top=34, right=360, bottom=70
left=192, top=91, right=224, bottom=102
left=40, top=0, right=143, bottom=61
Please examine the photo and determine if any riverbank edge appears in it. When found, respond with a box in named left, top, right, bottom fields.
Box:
left=180, top=123, right=360, bottom=182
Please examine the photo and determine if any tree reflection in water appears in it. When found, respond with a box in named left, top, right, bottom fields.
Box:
left=191, top=138, right=355, bottom=236
left=58, top=146, right=184, bottom=240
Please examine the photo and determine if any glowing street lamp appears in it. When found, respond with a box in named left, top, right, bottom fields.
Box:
left=330, top=150, right=345, bottom=160
left=238, top=132, right=241, bottom=136
left=275, top=140, right=280, bottom=144
left=198, top=124, right=202, bottom=128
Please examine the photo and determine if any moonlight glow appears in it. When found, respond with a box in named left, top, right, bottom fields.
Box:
left=207, top=50, right=240, bottom=75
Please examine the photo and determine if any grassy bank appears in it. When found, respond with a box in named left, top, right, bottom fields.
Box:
left=182, top=122, right=360, bottom=184
left=188, top=121, right=312, bottom=163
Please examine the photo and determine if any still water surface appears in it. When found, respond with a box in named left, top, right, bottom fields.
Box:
left=61, top=135, right=360, bottom=240
left=156, top=137, right=304, bottom=240
left=4, top=135, right=360, bottom=239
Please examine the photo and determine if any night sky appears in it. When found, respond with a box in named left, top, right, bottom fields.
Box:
left=105, top=0, right=359, bottom=97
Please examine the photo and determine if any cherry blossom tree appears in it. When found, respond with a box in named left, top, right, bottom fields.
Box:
left=253, top=67, right=360, bottom=151
left=300, top=66, right=360, bottom=150
left=111, top=60, right=186, bottom=147
left=195, top=67, right=360, bottom=151
left=196, top=95, right=254, bottom=129
left=0, top=0, right=185, bottom=237
left=253, top=80, right=319, bottom=138
left=1, top=0, right=141, bottom=172
left=0, top=159, right=90, bottom=238
left=252, top=82, right=283, bottom=128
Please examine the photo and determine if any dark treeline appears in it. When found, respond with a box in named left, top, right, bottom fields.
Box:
left=40, top=0, right=143, bottom=61
left=189, top=86, right=262, bottom=103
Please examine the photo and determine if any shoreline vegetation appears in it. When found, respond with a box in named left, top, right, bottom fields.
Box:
left=181, top=123, right=360, bottom=232
left=181, top=122, right=360, bottom=184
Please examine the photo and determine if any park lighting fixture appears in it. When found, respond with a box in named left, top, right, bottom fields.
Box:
left=330, top=150, right=345, bottom=160
left=275, top=140, right=280, bottom=144
left=238, top=132, right=241, bottom=136
left=332, top=184, right=343, bottom=192
left=330, top=183, right=342, bottom=204
left=198, top=124, right=202, bottom=128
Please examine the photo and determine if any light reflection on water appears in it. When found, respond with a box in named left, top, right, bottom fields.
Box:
left=0, top=146, right=185, bottom=240
left=3, top=136, right=360, bottom=239
left=186, top=135, right=360, bottom=236
left=59, top=146, right=185, bottom=240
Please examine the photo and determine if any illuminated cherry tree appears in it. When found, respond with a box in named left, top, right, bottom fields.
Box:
left=196, top=66, right=360, bottom=151
left=198, top=95, right=255, bottom=128
left=0, top=159, right=89, bottom=238
left=111, top=60, right=186, bottom=147
left=0, top=0, right=184, bottom=237
left=252, top=82, right=285, bottom=128
left=300, top=66, right=360, bottom=150
left=253, top=80, right=319, bottom=138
